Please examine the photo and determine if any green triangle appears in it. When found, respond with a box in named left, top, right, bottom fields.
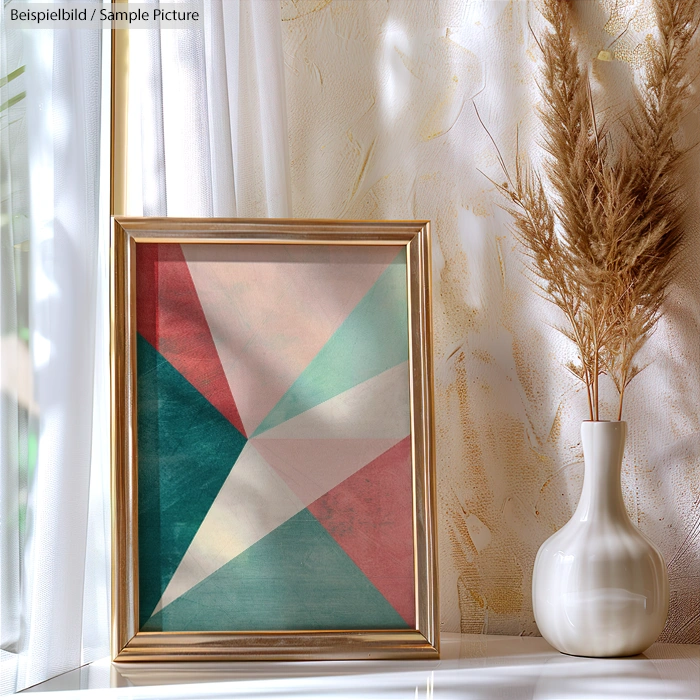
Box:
left=252, top=249, right=409, bottom=437
left=136, top=334, right=247, bottom=628
left=143, top=509, right=409, bottom=632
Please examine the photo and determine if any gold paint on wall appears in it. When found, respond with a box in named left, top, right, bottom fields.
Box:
left=282, top=0, right=700, bottom=643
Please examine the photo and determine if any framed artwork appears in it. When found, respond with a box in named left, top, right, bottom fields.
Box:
left=111, top=218, right=437, bottom=661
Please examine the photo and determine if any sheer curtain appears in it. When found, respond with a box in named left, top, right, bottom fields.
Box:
left=1, top=0, right=291, bottom=693
left=0, top=5, right=111, bottom=694
left=127, top=0, right=291, bottom=218
left=0, top=6, right=31, bottom=691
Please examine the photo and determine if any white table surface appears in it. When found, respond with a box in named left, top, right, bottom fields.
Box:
left=19, top=633, right=700, bottom=699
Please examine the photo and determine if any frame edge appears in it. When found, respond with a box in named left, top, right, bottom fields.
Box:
left=110, top=218, right=439, bottom=661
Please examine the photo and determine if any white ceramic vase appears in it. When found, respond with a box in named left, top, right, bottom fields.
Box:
left=532, top=421, right=669, bottom=657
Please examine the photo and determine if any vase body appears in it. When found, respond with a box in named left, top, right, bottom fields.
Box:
left=532, top=421, right=669, bottom=657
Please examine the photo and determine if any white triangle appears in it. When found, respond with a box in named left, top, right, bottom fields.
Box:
left=253, top=362, right=410, bottom=440
left=151, top=443, right=304, bottom=616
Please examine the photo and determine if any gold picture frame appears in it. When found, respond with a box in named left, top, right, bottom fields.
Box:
left=111, top=217, right=437, bottom=661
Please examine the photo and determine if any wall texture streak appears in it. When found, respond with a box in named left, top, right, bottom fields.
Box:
left=281, top=0, right=700, bottom=642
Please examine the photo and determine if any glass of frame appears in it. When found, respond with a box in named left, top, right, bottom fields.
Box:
left=111, top=218, right=437, bottom=661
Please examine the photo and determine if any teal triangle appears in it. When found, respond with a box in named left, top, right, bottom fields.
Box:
left=143, top=509, right=409, bottom=632
left=136, top=334, right=247, bottom=628
left=252, top=249, right=409, bottom=437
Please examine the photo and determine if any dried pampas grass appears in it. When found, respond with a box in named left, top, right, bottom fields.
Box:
left=484, top=0, right=699, bottom=421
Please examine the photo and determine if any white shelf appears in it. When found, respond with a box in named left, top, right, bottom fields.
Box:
left=20, top=633, right=700, bottom=698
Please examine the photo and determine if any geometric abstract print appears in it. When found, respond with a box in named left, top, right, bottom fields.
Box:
left=135, top=242, right=415, bottom=632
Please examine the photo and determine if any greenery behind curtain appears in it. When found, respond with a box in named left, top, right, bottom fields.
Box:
left=0, top=2, right=111, bottom=693
left=0, top=4, right=32, bottom=689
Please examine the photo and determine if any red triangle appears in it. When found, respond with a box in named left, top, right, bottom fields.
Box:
left=136, top=243, right=246, bottom=436
left=307, top=437, right=415, bottom=627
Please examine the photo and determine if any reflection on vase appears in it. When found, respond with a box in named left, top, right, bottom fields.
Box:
left=533, top=421, right=669, bottom=657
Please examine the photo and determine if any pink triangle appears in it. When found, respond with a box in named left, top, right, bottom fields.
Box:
left=251, top=438, right=400, bottom=508
left=135, top=243, right=246, bottom=436
left=307, top=437, right=416, bottom=627
left=183, top=244, right=401, bottom=436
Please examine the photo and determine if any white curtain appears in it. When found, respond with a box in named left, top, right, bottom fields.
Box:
left=0, top=4, right=111, bottom=693
left=1, top=1, right=290, bottom=693
left=0, top=6, right=30, bottom=691
left=127, top=0, right=291, bottom=218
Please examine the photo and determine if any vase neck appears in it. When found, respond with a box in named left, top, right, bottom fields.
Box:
left=574, top=422, right=628, bottom=522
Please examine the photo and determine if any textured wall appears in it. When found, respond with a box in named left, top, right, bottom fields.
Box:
left=280, top=0, right=700, bottom=642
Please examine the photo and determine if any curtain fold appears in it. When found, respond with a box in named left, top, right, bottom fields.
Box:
left=128, top=0, right=292, bottom=218
left=0, top=5, right=110, bottom=693
left=0, top=1, right=291, bottom=692
left=0, top=9, right=29, bottom=693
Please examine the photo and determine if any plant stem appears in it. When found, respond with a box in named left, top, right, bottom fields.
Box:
left=617, top=386, right=625, bottom=421
left=584, top=367, right=594, bottom=422
left=617, top=366, right=628, bottom=421
left=559, top=301, right=594, bottom=421
left=572, top=329, right=595, bottom=421
left=592, top=318, right=599, bottom=421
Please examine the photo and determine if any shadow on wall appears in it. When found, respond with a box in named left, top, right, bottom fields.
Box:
left=280, top=0, right=700, bottom=643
